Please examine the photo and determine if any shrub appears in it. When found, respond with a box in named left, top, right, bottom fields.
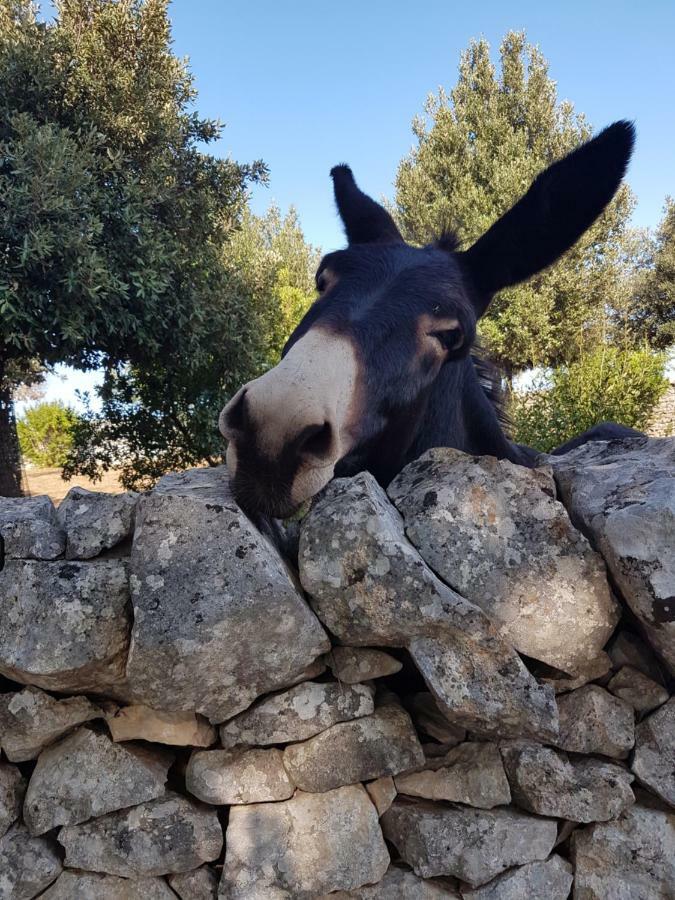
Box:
left=17, top=402, right=78, bottom=468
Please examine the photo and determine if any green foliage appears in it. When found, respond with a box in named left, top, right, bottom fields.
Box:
left=510, top=347, right=668, bottom=452
left=629, top=199, right=675, bottom=350
left=17, top=401, right=77, bottom=467
left=394, top=31, right=638, bottom=374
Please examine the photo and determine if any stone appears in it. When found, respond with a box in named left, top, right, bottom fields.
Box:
left=409, top=693, right=466, bottom=746
left=299, top=472, right=557, bottom=740
left=395, top=742, right=511, bottom=809
left=326, top=646, right=402, bottom=683
left=0, top=495, right=65, bottom=560
left=555, top=685, right=635, bottom=759
left=323, top=865, right=458, bottom=898
left=0, top=686, right=101, bottom=761
left=59, top=791, right=223, bottom=878
left=0, top=761, right=25, bottom=838
left=632, top=697, right=675, bottom=807
left=381, top=799, right=557, bottom=886
left=539, top=652, right=612, bottom=695
left=460, top=855, right=573, bottom=900
left=220, top=784, right=390, bottom=898
left=186, top=747, right=294, bottom=804
left=0, top=559, right=130, bottom=693
left=24, top=726, right=172, bottom=835
left=607, top=629, right=667, bottom=684
left=388, top=449, right=619, bottom=677
left=501, top=742, right=634, bottom=823
left=0, top=824, right=62, bottom=899
left=572, top=804, right=675, bottom=899
left=57, top=487, right=138, bottom=559
left=550, top=436, right=675, bottom=673
left=219, top=680, right=374, bottom=748
left=365, top=776, right=397, bottom=816
left=607, top=666, right=670, bottom=714
left=125, top=468, right=329, bottom=722
left=43, top=872, right=177, bottom=899
left=168, top=867, right=219, bottom=900
left=104, top=703, right=216, bottom=747
left=283, top=703, right=424, bottom=793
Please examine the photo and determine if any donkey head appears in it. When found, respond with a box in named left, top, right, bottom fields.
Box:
left=221, top=121, right=634, bottom=518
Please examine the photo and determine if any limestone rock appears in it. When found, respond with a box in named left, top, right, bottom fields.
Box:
left=324, top=865, right=458, bottom=898
left=0, top=762, right=25, bottom=838
left=220, top=784, right=390, bottom=898
left=168, top=867, right=218, bottom=900
left=607, top=629, right=666, bottom=684
left=395, top=742, right=510, bottom=809
left=24, top=726, right=171, bottom=835
left=283, top=704, right=423, bottom=793
left=104, top=703, right=216, bottom=747
left=219, top=680, right=374, bottom=748
left=409, top=693, right=466, bottom=746
left=632, top=697, right=675, bottom=807
left=57, top=487, right=138, bottom=559
left=0, top=824, right=62, bottom=899
left=501, top=742, right=634, bottom=823
left=43, top=872, right=177, bottom=899
left=59, top=791, right=222, bottom=878
left=381, top=799, right=557, bottom=886
left=365, top=776, right=397, bottom=816
left=572, top=804, right=675, bottom=899
left=125, top=468, right=329, bottom=722
left=299, top=473, right=557, bottom=740
left=0, top=686, right=101, bottom=761
left=0, top=559, right=130, bottom=693
left=327, top=647, right=402, bottom=683
left=550, top=436, right=675, bottom=673
left=555, top=685, right=635, bottom=759
left=0, top=495, right=65, bottom=560
left=388, top=449, right=619, bottom=677
left=460, top=855, right=573, bottom=900
left=187, top=747, right=294, bottom=804
left=607, top=666, right=669, bottom=714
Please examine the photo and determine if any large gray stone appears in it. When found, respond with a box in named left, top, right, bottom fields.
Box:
left=219, top=784, right=390, bottom=899
left=460, top=855, right=573, bottom=900
left=24, top=726, right=171, bottom=835
left=388, top=449, right=619, bottom=677
left=168, top=867, right=218, bottom=900
left=0, top=824, right=62, bottom=899
left=219, top=680, right=374, bottom=748
left=326, top=646, right=402, bottom=683
left=0, top=558, right=130, bottom=693
left=42, top=872, right=176, bottom=899
left=632, top=697, right=675, bottom=808
left=186, top=747, right=294, bottom=804
left=57, top=486, right=138, bottom=559
left=501, top=742, right=635, bottom=823
left=381, top=799, right=557, bottom=886
left=104, top=702, right=216, bottom=746
left=572, top=804, right=675, bottom=899
left=550, top=436, right=675, bottom=674
left=299, top=473, right=557, bottom=740
left=555, top=685, right=635, bottom=759
left=125, top=467, right=329, bottom=722
left=282, top=703, right=424, bottom=793
left=0, top=685, right=101, bottom=761
left=0, top=495, right=65, bottom=560
left=409, top=693, right=466, bottom=746
left=323, top=865, right=458, bottom=898
left=59, top=792, right=223, bottom=878
left=0, top=762, right=25, bottom=838
left=607, top=665, right=669, bottom=713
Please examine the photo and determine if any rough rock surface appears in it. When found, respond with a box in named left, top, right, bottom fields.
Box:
left=104, top=703, right=216, bottom=746
left=59, top=792, right=223, bottom=877
left=57, top=487, right=138, bottom=559
left=0, top=823, right=62, bottom=899
left=125, top=467, right=329, bottom=722
left=0, top=495, right=65, bottom=560
left=219, top=680, right=374, bottom=748
left=631, top=697, right=674, bottom=807
left=365, top=776, right=396, bottom=816
left=607, top=665, right=669, bottom=713
left=187, top=747, right=294, bottom=804
left=555, top=685, right=635, bottom=758
left=0, top=559, right=130, bottom=693
left=326, top=646, right=402, bottom=683
left=501, top=742, right=635, bottom=822
left=283, top=704, right=424, bottom=793
left=43, top=871, right=177, bottom=899
left=388, top=449, right=619, bottom=676
left=551, top=436, right=675, bottom=673
left=395, top=742, right=511, bottom=809
left=381, top=799, right=557, bottom=886
left=0, top=686, right=101, bottom=761
left=409, top=693, right=467, bottom=746
left=324, top=865, right=457, bottom=898
left=24, top=726, right=171, bottom=835
left=299, top=472, right=557, bottom=739
left=572, top=804, right=675, bottom=899
left=168, top=866, right=219, bottom=900
left=607, top=628, right=666, bottom=683
left=0, top=761, right=25, bottom=838
left=220, top=784, right=390, bottom=899
left=460, top=855, right=573, bottom=900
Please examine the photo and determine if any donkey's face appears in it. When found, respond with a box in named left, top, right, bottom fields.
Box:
left=221, top=122, right=634, bottom=518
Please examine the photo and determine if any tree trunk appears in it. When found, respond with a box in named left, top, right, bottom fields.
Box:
left=0, top=361, right=23, bottom=497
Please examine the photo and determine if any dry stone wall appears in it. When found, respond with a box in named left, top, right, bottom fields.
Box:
left=0, top=437, right=673, bottom=898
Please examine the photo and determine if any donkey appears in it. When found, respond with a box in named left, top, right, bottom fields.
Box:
left=220, top=121, right=639, bottom=519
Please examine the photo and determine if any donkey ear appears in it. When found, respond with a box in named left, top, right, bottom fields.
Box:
left=460, top=121, right=635, bottom=315
left=331, top=164, right=403, bottom=245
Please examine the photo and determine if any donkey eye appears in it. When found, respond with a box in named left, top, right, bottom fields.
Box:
left=432, top=327, right=464, bottom=353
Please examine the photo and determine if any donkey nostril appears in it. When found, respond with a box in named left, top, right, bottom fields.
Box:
left=298, top=421, right=334, bottom=461
left=220, top=389, right=247, bottom=439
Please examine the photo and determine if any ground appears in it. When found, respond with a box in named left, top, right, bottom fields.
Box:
left=23, top=467, right=124, bottom=504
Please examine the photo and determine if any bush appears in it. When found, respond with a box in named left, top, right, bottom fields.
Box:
left=511, top=346, right=668, bottom=453
left=17, top=402, right=78, bottom=468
